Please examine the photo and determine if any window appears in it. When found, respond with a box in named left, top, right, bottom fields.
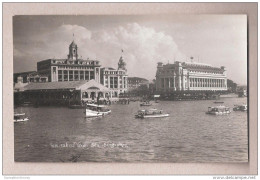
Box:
left=90, top=71, right=94, bottom=80
left=114, top=77, right=118, bottom=88
left=110, top=77, right=114, bottom=88
left=69, top=70, right=73, bottom=81
left=64, top=70, right=68, bottom=81
left=58, top=70, right=62, bottom=81
left=74, top=71, right=79, bottom=81
left=85, top=71, right=89, bottom=80
left=80, top=71, right=84, bottom=80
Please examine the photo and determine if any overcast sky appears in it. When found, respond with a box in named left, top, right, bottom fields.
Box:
left=13, top=15, right=247, bottom=85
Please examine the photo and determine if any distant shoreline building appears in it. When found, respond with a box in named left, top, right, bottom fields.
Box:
left=155, top=61, right=227, bottom=93
left=127, top=77, right=149, bottom=91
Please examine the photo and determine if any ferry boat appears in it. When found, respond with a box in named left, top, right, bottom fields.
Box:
left=233, top=104, right=247, bottom=111
left=206, top=105, right=231, bottom=115
left=84, top=104, right=111, bottom=118
left=14, top=113, right=29, bottom=122
left=135, top=109, right=169, bottom=119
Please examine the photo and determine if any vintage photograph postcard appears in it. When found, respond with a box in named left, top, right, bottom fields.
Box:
left=3, top=2, right=257, bottom=176
left=13, top=14, right=248, bottom=163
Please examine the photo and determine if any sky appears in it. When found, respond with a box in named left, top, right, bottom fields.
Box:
left=13, top=15, right=247, bottom=85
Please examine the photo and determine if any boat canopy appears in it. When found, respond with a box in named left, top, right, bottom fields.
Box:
left=86, top=103, right=106, bottom=108
left=14, top=113, right=25, bottom=116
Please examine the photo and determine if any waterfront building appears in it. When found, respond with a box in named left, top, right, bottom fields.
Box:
left=36, top=40, right=101, bottom=83
left=127, top=77, right=149, bottom=91
left=14, top=71, right=48, bottom=88
left=14, top=76, right=28, bottom=92
left=14, top=71, right=36, bottom=83
left=156, top=61, right=227, bottom=93
left=17, top=79, right=113, bottom=105
left=100, top=56, right=128, bottom=97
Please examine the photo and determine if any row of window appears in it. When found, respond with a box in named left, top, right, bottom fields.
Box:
left=104, top=71, right=125, bottom=75
left=53, top=60, right=99, bottom=65
left=57, top=70, right=94, bottom=81
left=29, top=77, right=48, bottom=83
left=159, top=70, right=223, bottom=75
left=57, top=66, right=95, bottom=70
left=189, top=78, right=225, bottom=88
left=159, top=78, right=226, bottom=88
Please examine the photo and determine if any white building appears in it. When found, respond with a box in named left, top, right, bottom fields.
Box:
left=156, top=61, right=227, bottom=92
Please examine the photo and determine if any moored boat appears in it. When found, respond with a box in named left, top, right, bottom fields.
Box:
left=233, top=104, right=247, bottom=111
left=84, top=104, right=111, bottom=118
left=206, top=105, right=231, bottom=115
left=135, top=109, right=169, bottom=119
left=14, top=113, right=29, bottom=122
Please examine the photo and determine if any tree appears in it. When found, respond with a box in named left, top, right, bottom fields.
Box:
left=227, top=79, right=237, bottom=93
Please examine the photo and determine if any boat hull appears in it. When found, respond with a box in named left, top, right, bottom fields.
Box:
left=136, top=114, right=169, bottom=119
left=85, top=110, right=111, bottom=118
left=206, top=111, right=231, bottom=115
left=14, top=118, right=29, bottom=122
left=140, top=104, right=152, bottom=106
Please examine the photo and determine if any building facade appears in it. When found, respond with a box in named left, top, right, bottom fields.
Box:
left=156, top=61, right=227, bottom=92
left=37, top=40, right=101, bottom=83
left=127, top=77, right=149, bottom=91
left=100, top=56, right=128, bottom=97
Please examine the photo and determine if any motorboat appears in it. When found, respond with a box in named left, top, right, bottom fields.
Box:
left=140, top=101, right=152, bottom=106
left=135, top=109, right=169, bottom=119
left=14, top=113, right=29, bottom=122
left=233, top=104, right=247, bottom=111
left=84, top=104, right=111, bottom=118
left=206, top=105, right=231, bottom=115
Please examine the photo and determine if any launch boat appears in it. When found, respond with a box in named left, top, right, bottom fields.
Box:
left=135, top=109, right=169, bottom=119
left=84, top=104, right=111, bottom=118
left=14, top=113, right=29, bottom=122
left=206, top=105, right=231, bottom=115
left=233, top=104, right=247, bottom=111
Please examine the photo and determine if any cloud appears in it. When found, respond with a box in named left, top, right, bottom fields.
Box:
left=14, top=23, right=184, bottom=80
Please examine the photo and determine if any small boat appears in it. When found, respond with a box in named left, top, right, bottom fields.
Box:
left=233, top=104, right=247, bottom=111
left=84, top=104, right=111, bottom=118
left=135, top=109, right=169, bottom=119
left=140, top=102, right=152, bottom=106
left=14, top=113, right=29, bottom=122
left=206, top=105, right=231, bottom=115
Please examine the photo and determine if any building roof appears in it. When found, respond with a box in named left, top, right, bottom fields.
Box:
left=161, top=62, right=224, bottom=73
left=14, top=71, right=37, bottom=77
left=24, top=79, right=110, bottom=92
